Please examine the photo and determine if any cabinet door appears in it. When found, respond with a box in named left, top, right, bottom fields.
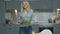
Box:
left=6, top=1, right=19, bottom=10
left=32, top=25, right=39, bottom=33
left=6, top=25, right=19, bottom=34
left=0, top=24, right=7, bottom=34
left=54, top=24, right=60, bottom=34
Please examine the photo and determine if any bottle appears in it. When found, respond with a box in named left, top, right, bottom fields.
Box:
left=34, top=16, right=38, bottom=24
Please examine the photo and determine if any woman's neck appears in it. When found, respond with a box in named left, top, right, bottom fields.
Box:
left=23, top=8, right=27, bottom=12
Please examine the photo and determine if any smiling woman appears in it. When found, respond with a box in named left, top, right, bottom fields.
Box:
left=18, top=1, right=35, bottom=34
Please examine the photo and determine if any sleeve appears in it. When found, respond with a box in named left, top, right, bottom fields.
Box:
left=31, top=14, right=35, bottom=24
left=30, top=10, right=35, bottom=24
left=17, top=13, right=22, bottom=23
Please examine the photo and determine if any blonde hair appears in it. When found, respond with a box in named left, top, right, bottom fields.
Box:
left=21, top=1, right=31, bottom=13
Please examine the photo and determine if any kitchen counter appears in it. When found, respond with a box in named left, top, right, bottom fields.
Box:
left=8, top=23, right=39, bottom=27
left=6, top=23, right=39, bottom=33
left=39, top=23, right=53, bottom=28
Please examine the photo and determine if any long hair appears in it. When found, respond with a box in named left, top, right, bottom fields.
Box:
left=20, top=1, right=31, bottom=13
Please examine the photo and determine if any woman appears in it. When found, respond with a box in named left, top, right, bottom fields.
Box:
left=18, top=1, right=35, bottom=34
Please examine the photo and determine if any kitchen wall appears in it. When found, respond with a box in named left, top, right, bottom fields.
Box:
left=34, top=12, right=53, bottom=22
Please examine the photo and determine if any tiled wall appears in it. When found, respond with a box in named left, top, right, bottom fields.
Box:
left=33, top=12, right=54, bottom=26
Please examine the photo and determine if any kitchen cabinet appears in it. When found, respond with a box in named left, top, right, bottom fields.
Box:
left=0, top=24, right=39, bottom=34
left=0, top=1, right=5, bottom=24
left=0, top=24, right=7, bottom=34
left=54, top=24, right=60, bottom=34
left=6, top=24, right=19, bottom=34
left=5, top=1, right=19, bottom=10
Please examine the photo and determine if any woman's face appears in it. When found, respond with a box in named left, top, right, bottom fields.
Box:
left=22, top=2, right=28, bottom=9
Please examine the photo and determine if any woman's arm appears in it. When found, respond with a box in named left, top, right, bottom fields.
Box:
left=31, top=14, right=34, bottom=24
left=30, top=10, right=35, bottom=24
